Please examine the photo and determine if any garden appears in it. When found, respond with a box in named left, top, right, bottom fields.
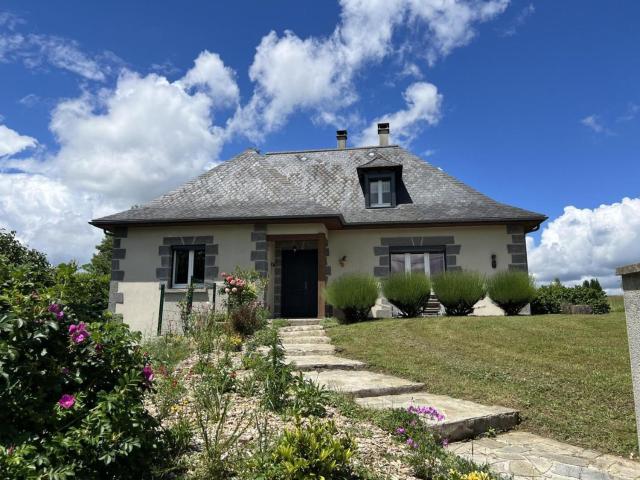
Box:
left=0, top=230, right=502, bottom=479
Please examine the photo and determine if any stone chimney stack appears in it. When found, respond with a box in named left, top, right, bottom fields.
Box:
left=377, top=122, right=389, bottom=146
left=336, top=130, right=347, bottom=149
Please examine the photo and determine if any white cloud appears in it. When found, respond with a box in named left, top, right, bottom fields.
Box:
left=355, top=81, right=443, bottom=146
left=0, top=124, right=37, bottom=157
left=234, top=0, right=508, bottom=138
left=48, top=69, right=230, bottom=202
left=580, top=114, right=613, bottom=135
left=501, top=3, right=535, bottom=37
left=0, top=32, right=110, bottom=81
left=178, top=50, right=239, bottom=108
left=527, top=197, right=640, bottom=293
left=0, top=173, right=113, bottom=264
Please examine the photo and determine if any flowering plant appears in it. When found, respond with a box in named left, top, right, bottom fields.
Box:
left=218, top=267, right=267, bottom=313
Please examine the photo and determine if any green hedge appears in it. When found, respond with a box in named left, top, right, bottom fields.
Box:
left=531, top=279, right=610, bottom=315
left=325, top=274, right=379, bottom=323
left=487, top=271, right=537, bottom=316
left=382, top=273, right=432, bottom=318
left=432, top=271, right=486, bottom=316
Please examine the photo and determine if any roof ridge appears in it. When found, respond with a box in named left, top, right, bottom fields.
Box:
left=264, top=145, right=400, bottom=155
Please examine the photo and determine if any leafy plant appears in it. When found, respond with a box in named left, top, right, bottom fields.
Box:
left=486, top=271, right=537, bottom=315
left=219, top=267, right=267, bottom=310
left=382, top=273, right=432, bottom=318
left=229, top=300, right=268, bottom=336
left=432, top=271, right=486, bottom=316
left=290, top=374, right=330, bottom=417
left=325, top=274, right=379, bottom=323
left=265, top=418, right=358, bottom=480
left=531, top=278, right=610, bottom=315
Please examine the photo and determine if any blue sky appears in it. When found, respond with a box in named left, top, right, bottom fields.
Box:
left=1, top=1, right=639, bottom=290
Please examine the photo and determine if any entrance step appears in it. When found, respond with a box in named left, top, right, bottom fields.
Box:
left=285, top=318, right=321, bottom=326
left=281, top=336, right=331, bottom=344
left=356, top=392, right=519, bottom=442
left=279, top=329, right=327, bottom=338
left=279, top=325, right=324, bottom=333
left=286, top=355, right=366, bottom=371
left=303, top=370, right=424, bottom=398
left=283, top=343, right=336, bottom=356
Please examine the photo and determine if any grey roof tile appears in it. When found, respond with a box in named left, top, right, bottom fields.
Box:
left=92, top=145, right=546, bottom=227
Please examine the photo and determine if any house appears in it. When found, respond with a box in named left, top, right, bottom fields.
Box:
left=91, top=123, right=546, bottom=334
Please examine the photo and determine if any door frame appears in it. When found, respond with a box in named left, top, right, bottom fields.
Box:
left=267, top=233, right=326, bottom=318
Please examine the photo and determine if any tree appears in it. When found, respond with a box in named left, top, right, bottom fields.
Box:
left=84, top=235, right=112, bottom=276
left=589, top=278, right=603, bottom=292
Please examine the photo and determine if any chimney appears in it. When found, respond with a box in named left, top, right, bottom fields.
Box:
left=336, top=129, right=347, bottom=149
left=377, top=123, right=389, bottom=146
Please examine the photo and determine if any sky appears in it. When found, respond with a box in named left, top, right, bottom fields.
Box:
left=0, top=1, right=639, bottom=292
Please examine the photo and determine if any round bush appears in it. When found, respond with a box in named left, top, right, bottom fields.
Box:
left=487, top=271, right=537, bottom=316
left=325, top=274, right=379, bottom=323
left=382, top=273, right=432, bottom=318
left=432, top=271, right=486, bottom=316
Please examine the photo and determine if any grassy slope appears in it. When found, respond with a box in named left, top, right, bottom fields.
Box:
left=326, top=313, right=637, bottom=457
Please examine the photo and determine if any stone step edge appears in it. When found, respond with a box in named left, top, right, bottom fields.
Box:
left=347, top=383, right=426, bottom=399
left=286, top=357, right=367, bottom=371
left=435, top=409, right=520, bottom=442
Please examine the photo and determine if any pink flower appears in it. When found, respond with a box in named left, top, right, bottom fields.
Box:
left=226, top=276, right=233, bottom=282
left=48, top=303, right=64, bottom=320
left=220, top=272, right=227, bottom=278
left=396, top=427, right=406, bottom=435
left=231, top=287, right=238, bottom=293
left=143, top=364, right=154, bottom=382
left=225, top=287, right=230, bottom=293
left=58, top=394, right=75, bottom=409
left=229, top=279, right=236, bottom=285
left=406, top=438, right=418, bottom=449
left=69, top=322, right=90, bottom=344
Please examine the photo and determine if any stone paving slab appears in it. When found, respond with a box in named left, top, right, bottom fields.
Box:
left=279, top=325, right=325, bottom=333
left=303, top=369, right=424, bottom=398
left=356, top=392, right=519, bottom=442
left=283, top=343, right=336, bottom=356
left=281, top=335, right=332, bottom=344
left=280, top=329, right=327, bottom=337
left=447, top=431, right=640, bottom=480
left=286, top=318, right=321, bottom=326
left=286, top=355, right=366, bottom=371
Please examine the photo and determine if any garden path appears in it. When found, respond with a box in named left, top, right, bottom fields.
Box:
left=281, top=319, right=640, bottom=480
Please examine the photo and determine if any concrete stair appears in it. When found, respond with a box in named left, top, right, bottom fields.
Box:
left=286, top=355, right=366, bottom=371
left=356, top=392, right=519, bottom=442
left=283, top=343, right=336, bottom=356
left=285, top=318, right=321, bottom=326
left=279, top=325, right=325, bottom=333
left=281, top=335, right=332, bottom=344
left=303, top=369, right=425, bottom=398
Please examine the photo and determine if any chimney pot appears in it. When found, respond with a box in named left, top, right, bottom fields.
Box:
left=377, top=122, right=389, bottom=146
left=336, top=129, right=348, bottom=149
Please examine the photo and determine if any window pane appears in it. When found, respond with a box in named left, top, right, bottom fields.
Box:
left=382, top=190, right=392, bottom=205
left=390, top=254, right=406, bottom=273
left=174, top=250, right=189, bottom=285
left=381, top=179, right=391, bottom=193
left=192, top=248, right=205, bottom=284
left=430, top=252, right=446, bottom=275
left=370, top=180, right=380, bottom=205
left=410, top=253, right=425, bottom=274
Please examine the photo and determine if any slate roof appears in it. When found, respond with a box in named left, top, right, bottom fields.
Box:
left=91, top=145, right=546, bottom=230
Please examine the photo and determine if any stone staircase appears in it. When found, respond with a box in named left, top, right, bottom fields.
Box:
left=281, top=318, right=519, bottom=442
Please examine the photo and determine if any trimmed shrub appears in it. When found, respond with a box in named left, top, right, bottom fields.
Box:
left=432, top=271, right=486, bottom=316
left=531, top=279, right=611, bottom=315
left=325, top=274, right=379, bottom=323
left=382, top=273, right=432, bottom=318
left=229, top=300, right=268, bottom=336
left=487, top=271, right=537, bottom=316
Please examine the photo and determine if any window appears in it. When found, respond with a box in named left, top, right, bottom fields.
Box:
left=172, top=246, right=205, bottom=287
left=366, top=174, right=395, bottom=208
left=390, top=251, right=446, bottom=276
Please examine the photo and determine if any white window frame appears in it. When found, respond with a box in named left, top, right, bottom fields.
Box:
left=172, top=249, right=204, bottom=288
left=401, top=252, right=432, bottom=276
left=370, top=177, right=392, bottom=208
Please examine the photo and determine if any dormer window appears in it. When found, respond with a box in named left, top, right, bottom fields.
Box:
left=357, top=152, right=403, bottom=209
left=368, top=175, right=394, bottom=208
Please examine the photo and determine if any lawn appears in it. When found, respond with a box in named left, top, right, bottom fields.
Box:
left=326, top=312, right=637, bottom=457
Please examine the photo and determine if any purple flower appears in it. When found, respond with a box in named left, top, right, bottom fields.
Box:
left=407, top=405, right=445, bottom=422
left=442, top=438, right=449, bottom=447
left=143, top=364, right=154, bottom=382
left=48, top=303, right=64, bottom=320
left=396, top=427, right=406, bottom=435
left=69, top=322, right=90, bottom=344
left=406, top=438, right=418, bottom=449
left=58, top=394, right=75, bottom=409
left=61, top=367, right=69, bottom=375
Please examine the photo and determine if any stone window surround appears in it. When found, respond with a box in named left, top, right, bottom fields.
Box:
left=506, top=225, right=528, bottom=272
left=108, top=227, right=128, bottom=313
left=155, top=235, right=219, bottom=286
left=373, top=236, right=461, bottom=277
